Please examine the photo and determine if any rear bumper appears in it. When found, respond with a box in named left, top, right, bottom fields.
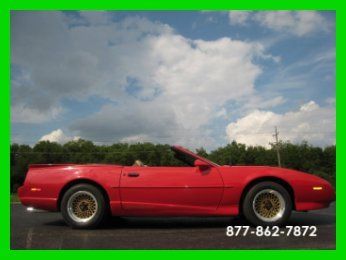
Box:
left=18, top=186, right=58, bottom=211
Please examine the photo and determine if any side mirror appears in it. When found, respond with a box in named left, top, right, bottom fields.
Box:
left=194, top=159, right=210, bottom=168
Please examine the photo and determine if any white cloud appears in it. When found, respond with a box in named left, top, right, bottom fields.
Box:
left=325, top=97, right=335, bottom=105
left=228, top=11, right=251, bottom=25
left=259, top=96, right=286, bottom=109
left=120, top=134, right=150, bottom=143
left=254, top=11, right=329, bottom=36
left=149, top=36, right=264, bottom=129
left=256, top=48, right=335, bottom=95
left=39, top=129, right=80, bottom=143
left=70, top=101, right=179, bottom=142
left=11, top=105, right=63, bottom=123
left=215, top=107, right=228, bottom=118
left=228, top=11, right=329, bottom=36
left=79, top=11, right=111, bottom=25
left=12, top=12, right=334, bottom=148
left=12, top=12, right=272, bottom=146
left=226, top=101, right=335, bottom=147
left=240, top=95, right=286, bottom=112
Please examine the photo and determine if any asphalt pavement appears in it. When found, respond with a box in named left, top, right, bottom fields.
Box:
left=11, top=203, right=335, bottom=249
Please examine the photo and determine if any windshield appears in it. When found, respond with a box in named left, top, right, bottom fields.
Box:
left=171, top=146, right=219, bottom=167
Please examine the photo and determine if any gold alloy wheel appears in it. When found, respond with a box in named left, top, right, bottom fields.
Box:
left=252, top=189, right=285, bottom=222
left=67, top=191, right=98, bottom=223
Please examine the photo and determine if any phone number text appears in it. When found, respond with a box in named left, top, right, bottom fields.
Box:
left=226, top=226, right=317, bottom=237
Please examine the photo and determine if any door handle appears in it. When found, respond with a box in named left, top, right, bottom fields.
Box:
left=128, top=172, right=140, bottom=177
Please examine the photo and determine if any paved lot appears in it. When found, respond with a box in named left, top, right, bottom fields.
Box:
left=11, top=203, right=335, bottom=249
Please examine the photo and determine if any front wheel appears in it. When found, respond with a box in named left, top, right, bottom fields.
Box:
left=242, top=182, right=292, bottom=226
left=61, top=184, right=106, bottom=229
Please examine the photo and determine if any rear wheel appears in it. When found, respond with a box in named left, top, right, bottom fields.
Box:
left=242, top=181, right=292, bottom=226
left=61, top=184, right=106, bottom=229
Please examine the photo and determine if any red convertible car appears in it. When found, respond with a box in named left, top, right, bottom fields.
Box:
left=18, top=145, right=335, bottom=229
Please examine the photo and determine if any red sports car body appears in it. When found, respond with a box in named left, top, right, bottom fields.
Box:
left=18, top=145, right=335, bottom=228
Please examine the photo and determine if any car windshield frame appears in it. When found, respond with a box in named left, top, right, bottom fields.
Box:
left=171, top=145, right=220, bottom=167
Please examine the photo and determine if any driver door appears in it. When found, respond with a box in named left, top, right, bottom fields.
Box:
left=120, top=166, right=224, bottom=215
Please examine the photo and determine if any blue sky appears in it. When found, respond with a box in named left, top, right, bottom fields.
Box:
left=11, top=11, right=335, bottom=149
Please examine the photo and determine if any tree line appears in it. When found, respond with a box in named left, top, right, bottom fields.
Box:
left=10, top=139, right=335, bottom=192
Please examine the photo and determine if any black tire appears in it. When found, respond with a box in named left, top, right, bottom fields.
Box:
left=242, top=181, right=292, bottom=226
left=61, top=184, right=107, bottom=229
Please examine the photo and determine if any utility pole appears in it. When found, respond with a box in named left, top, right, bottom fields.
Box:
left=273, top=126, right=282, bottom=167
